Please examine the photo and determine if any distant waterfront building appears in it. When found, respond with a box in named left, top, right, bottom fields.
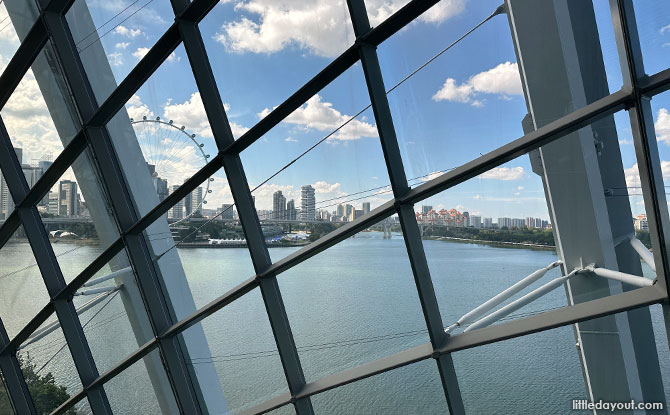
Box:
left=169, top=185, right=184, bottom=219
left=48, top=192, right=59, bottom=215
left=470, top=215, right=481, bottom=228
left=58, top=180, right=79, bottom=217
left=344, top=204, right=354, bottom=221
left=287, top=199, right=297, bottom=221
left=634, top=214, right=648, bottom=231
left=362, top=202, right=371, bottom=215
left=483, top=217, right=493, bottom=228
left=336, top=204, right=344, bottom=218
left=462, top=211, right=470, bottom=227
left=353, top=209, right=363, bottom=221
left=300, top=185, right=316, bottom=221
left=221, top=204, right=234, bottom=220
left=421, top=205, right=432, bottom=214
left=273, top=190, right=286, bottom=220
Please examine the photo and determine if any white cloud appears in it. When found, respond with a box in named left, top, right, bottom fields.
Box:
left=655, top=108, right=670, bottom=145
left=214, top=0, right=464, bottom=58
left=618, top=138, right=633, bottom=145
left=433, top=62, right=523, bottom=107
left=0, top=62, right=64, bottom=166
left=479, top=166, right=525, bottom=181
left=517, top=186, right=525, bottom=191
left=115, top=42, right=130, bottom=49
left=163, top=92, right=249, bottom=139
left=624, top=161, right=670, bottom=189
left=125, top=94, right=154, bottom=121
left=114, top=25, right=143, bottom=38
left=166, top=52, right=180, bottom=62
left=284, top=136, right=298, bottom=142
left=260, top=94, right=377, bottom=141
left=108, top=52, right=124, bottom=66
left=661, top=24, right=670, bottom=35
left=132, top=47, right=150, bottom=60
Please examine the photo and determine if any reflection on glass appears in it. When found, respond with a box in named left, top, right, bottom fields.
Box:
left=75, top=257, right=154, bottom=375
left=66, top=0, right=175, bottom=104
left=180, top=288, right=289, bottom=414
left=0, top=367, right=16, bottom=415
left=103, top=349, right=177, bottom=415
left=454, top=325, right=584, bottom=414
left=0, top=1, right=40, bottom=77
left=18, top=322, right=82, bottom=414
left=312, top=359, right=448, bottom=414
left=37, top=151, right=122, bottom=284
left=1, top=47, right=74, bottom=192
left=0, top=225, right=50, bottom=340
left=278, top=228, right=428, bottom=382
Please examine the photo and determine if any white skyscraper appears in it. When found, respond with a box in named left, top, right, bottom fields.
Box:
left=300, top=185, right=315, bottom=221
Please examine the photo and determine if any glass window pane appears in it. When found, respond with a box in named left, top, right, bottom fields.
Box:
left=311, top=359, right=449, bottom=414
left=0, top=225, right=50, bottom=340
left=631, top=0, right=670, bottom=76
left=39, top=152, right=123, bottom=285
left=278, top=225, right=429, bottom=382
left=180, top=288, right=289, bottom=414
left=199, top=0, right=355, bottom=134
left=18, top=318, right=83, bottom=414
left=1, top=47, right=75, bottom=194
left=0, top=1, right=40, bottom=78
left=75, top=252, right=154, bottom=374
left=103, top=349, right=178, bottom=415
left=238, top=64, right=393, bottom=263
left=0, top=367, right=16, bottom=415
left=454, top=325, right=584, bottom=414
left=66, top=0, right=176, bottom=104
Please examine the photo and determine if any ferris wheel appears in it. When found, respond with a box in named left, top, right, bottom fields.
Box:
left=130, top=115, right=214, bottom=225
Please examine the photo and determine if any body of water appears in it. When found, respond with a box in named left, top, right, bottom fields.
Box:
left=0, top=232, right=668, bottom=414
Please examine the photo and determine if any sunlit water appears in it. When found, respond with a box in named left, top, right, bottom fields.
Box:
left=1, top=232, right=668, bottom=414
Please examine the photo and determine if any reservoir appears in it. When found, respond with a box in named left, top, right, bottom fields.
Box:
left=1, top=232, right=668, bottom=414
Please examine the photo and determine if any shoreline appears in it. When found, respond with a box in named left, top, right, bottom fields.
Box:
left=426, top=235, right=556, bottom=251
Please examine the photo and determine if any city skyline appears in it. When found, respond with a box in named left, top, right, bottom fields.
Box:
left=2, top=1, right=669, bottom=223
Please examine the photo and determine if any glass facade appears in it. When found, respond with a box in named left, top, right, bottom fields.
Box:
left=0, top=0, right=669, bottom=414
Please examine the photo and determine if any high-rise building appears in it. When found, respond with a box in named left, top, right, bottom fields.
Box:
left=190, top=187, right=203, bottom=215
left=273, top=190, right=286, bottom=220
left=634, top=214, right=648, bottom=231
left=470, top=215, right=481, bottom=228
left=58, top=180, right=79, bottom=217
left=169, top=185, right=184, bottom=219
left=300, top=185, right=315, bottom=221
left=221, top=204, right=234, bottom=220
left=336, top=204, right=344, bottom=217
left=287, top=199, right=297, bottom=221
left=483, top=217, right=493, bottom=228
left=344, top=204, right=354, bottom=220
left=362, top=202, right=370, bottom=215
left=421, top=205, right=432, bottom=214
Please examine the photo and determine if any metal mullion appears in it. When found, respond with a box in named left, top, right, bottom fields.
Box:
left=175, top=11, right=314, bottom=411
left=0, top=117, right=112, bottom=413
left=610, top=0, right=670, bottom=296
left=346, top=1, right=464, bottom=412
left=0, top=210, right=21, bottom=250
left=242, top=284, right=667, bottom=415
left=0, top=18, right=47, bottom=110
left=39, top=5, right=205, bottom=412
left=88, top=24, right=182, bottom=128
left=0, top=318, right=37, bottom=415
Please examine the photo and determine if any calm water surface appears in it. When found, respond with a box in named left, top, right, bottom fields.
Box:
left=1, top=232, right=668, bottom=414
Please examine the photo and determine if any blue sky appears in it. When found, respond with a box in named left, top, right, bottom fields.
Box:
left=1, top=0, right=670, bottom=222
